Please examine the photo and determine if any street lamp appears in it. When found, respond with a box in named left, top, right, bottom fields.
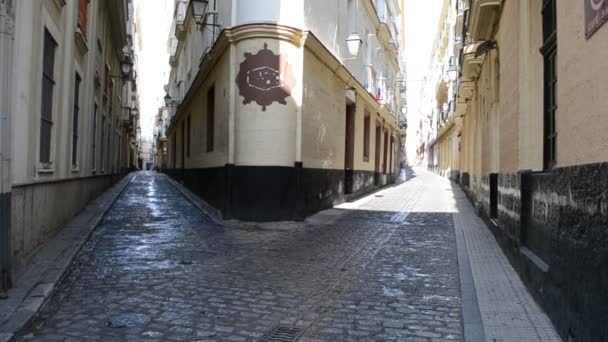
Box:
left=121, top=56, right=133, bottom=78
left=164, top=93, right=178, bottom=108
left=192, top=0, right=208, bottom=26
left=346, top=33, right=363, bottom=58
left=110, top=55, right=134, bottom=80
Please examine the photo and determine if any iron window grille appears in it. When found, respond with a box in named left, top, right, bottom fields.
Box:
left=541, top=0, right=557, bottom=169
left=92, top=104, right=97, bottom=170
left=72, top=73, right=81, bottom=167
left=40, top=29, right=57, bottom=164
left=206, top=86, right=215, bottom=152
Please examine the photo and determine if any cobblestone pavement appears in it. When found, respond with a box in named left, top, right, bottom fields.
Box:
left=17, top=172, right=462, bottom=342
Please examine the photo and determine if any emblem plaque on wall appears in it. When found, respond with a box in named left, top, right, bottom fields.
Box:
left=585, top=0, right=608, bottom=38
left=236, top=43, right=296, bottom=111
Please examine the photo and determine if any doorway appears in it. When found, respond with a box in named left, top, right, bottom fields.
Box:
left=374, top=124, right=381, bottom=185
left=490, top=173, right=498, bottom=219
left=344, top=103, right=356, bottom=195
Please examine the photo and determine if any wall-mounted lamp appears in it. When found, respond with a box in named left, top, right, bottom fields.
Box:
left=192, top=0, right=208, bottom=25
left=111, top=55, right=134, bottom=80
left=346, top=33, right=363, bottom=58
left=164, top=93, right=177, bottom=107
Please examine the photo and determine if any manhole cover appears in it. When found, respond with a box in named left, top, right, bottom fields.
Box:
left=259, top=326, right=304, bottom=342
left=105, top=313, right=151, bottom=328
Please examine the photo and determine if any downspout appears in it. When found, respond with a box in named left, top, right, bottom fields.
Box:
left=0, top=0, right=15, bottom=294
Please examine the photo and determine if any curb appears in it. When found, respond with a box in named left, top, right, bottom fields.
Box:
left=0, top=173, right=135, bottom=341
left=453, top=212, right=487, bottom=342
left=162, top=174, right=224, bottom=226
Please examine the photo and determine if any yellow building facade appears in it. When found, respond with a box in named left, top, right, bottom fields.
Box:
left=454, top=0, right=608, bottom=340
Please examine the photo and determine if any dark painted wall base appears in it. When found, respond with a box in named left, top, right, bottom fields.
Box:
left=165, top=164, right=395, bottom=221
left=0, top=191, right=11, bottom=292
left=460, top=162, right=608, bottom=342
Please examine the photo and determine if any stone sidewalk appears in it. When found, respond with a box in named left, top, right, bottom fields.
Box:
left=0, top=174, right=135, bottom=342
left=332, top=167, right=561, bottom=341
left=400, top=168, right=560, bottom=341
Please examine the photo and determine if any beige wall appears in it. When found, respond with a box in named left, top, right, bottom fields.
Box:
left=301, top=49, right=346, bottom=170
left=556, top=1, right=608, bottom=167
left=495, top=0, right=520, bottom=173
left=301, top=49, right=399, bottom=172
left=172, top=51, right=231, bottom=169
left=517, top=0, right=544, bottom=172
left=235, top=39, right=301, bottom=167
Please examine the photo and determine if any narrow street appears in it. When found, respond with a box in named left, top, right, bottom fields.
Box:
left=17, top=171, right=464, bottom=342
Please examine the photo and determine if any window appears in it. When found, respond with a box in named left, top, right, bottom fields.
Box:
left=186, top=115, right=191, bottom=157
left=541, top=0, right=557, bottom=169
left=78, top=0, right=89, bottom=35
left=103, top=64, right=110, bottom=97
left=206, top=86, right=215, bottom=152
left=40, top=29, right=57, bottom=164
left=181, top=121, right=185, bottom=167
left=383, top=131, right=388, bottom=174
left=106, top=121, right=110, bottom=171
left=72, top=73, right=81, bottom=167
left=363, top=111, right=371, bottom=161
left=92, top=104, right=97, bottom=169
left=95, top=40, right=103, bottom=81
left=172, top=133, right=177, bottom=167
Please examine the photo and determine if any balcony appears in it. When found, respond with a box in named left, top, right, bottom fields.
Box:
left=461, top=43, right=484, bottom=79
left=175, top=0, right=188, bottom=39
left=468, top=0, right=502, bottom=41
left=369, top=0, right=396, bottom=44
left=169, top=37, right=178, bottom=67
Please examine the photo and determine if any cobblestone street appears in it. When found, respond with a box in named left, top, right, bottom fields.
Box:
left=16, top=172, right=463, bottom=342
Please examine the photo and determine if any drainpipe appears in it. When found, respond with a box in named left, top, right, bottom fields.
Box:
left=0, top=0, right=15, bottom=295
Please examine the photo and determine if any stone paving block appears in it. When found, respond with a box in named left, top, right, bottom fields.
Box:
left=9, top=171, right=562, bottom=341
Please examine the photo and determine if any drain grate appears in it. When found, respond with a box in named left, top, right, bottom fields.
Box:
left=259, top=326, right=304, bottom=342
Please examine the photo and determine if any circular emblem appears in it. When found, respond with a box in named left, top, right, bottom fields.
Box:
left=591, top=0, right=605, bottom=11
left=236, top=43, right=296, bottom=111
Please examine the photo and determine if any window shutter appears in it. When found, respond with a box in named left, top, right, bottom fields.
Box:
left=78, top=0, right=89, bottom=35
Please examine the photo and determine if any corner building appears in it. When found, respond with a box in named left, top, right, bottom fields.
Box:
left=164, top=0, right=406, bottom=221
